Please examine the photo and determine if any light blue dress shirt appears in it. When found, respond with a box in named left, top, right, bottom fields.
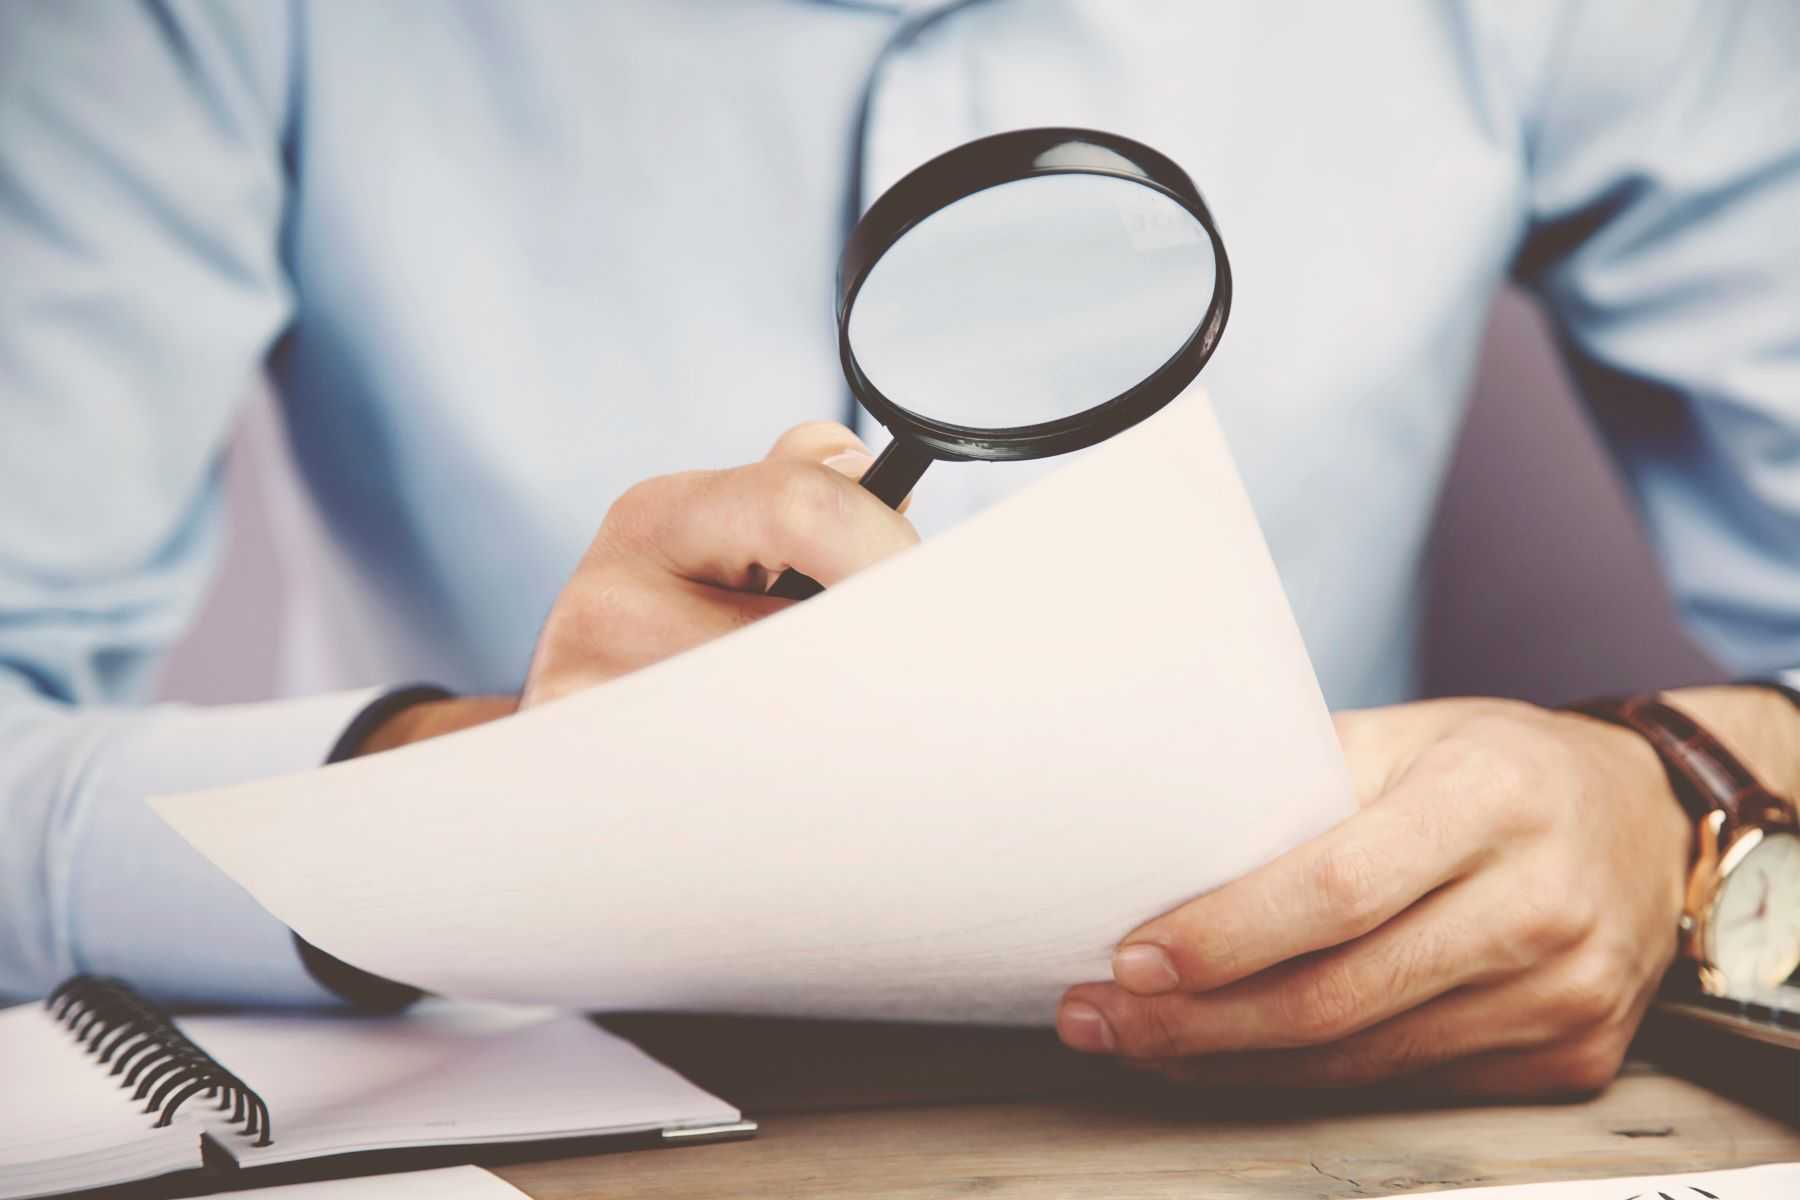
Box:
left=3, top=1, right=1798, bottom=1007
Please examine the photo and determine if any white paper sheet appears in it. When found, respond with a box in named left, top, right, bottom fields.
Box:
left=224, top=1165, right=526, bottom=1199
left=1402, top=1161, right=1799, bottom=1198
left=154, top=388, right=1354, bottom=1024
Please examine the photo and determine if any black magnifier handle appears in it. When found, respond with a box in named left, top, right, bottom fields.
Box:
left=766, top=438, right=934, bottom=600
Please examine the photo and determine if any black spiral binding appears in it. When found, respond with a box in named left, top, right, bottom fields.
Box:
left=44, top=976, right=273, bottom=1147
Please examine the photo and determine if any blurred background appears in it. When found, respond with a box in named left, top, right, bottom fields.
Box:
left=155, top=285, right=1726, bottom=710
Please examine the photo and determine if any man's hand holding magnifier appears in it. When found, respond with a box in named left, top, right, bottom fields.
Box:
left=353, top=421, right=916, bottom=752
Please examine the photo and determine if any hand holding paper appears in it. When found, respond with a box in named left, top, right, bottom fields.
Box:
left=155, top=389, right=1353, bottom=1024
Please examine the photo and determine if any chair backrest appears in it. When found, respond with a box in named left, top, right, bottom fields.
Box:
left=1422, top=288, right=1721, bottom=704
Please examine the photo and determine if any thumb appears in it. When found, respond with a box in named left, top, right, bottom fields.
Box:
left=765, top=420, right=870, bottom=465
left=826, top=447, right=914, bottom=515
left=763, top=420, right=910, bottom=512
left=821, top=447, right=877, bottom=482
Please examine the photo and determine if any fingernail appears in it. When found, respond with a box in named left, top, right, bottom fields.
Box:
left=1057, top=1001, right=1116, bottom=1053
left=822, top=450, right=875, bottom=479
left=1113, top=943, right=1179, bottom=995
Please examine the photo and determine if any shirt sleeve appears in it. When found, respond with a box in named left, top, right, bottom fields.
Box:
left=1513, top=0, right=1800, bottom=683
left=0, top=1, right=355, bottom=1006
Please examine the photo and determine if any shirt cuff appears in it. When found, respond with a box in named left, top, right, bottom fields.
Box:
left=65, top=688, right=382, bottom=1007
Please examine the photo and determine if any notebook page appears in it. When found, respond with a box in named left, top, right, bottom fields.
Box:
left=0, top=1003, right=201, bottom=1199
left=156, top=387, right=1355, bottom=1024
left=182, top=1003, right=738, bottom=1169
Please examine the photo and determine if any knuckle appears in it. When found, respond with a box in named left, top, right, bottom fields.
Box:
left=599, top=473, right=695, bottom=559
left=530, top=568, right=645, bottom=688
left=1558, top=892, right=1601, bottom=950
left=765, top=462, right=848, bottom=535
left=1546, top=951, right=1625, bottom=1029
left=1516, top=910, right=1581, bottom=963
left=1442, top=728, right=1532, bottom=799
left=554, top=570, right=650, bottom=656
left=1545, top=1033, right=1626, bottom=1095
left=1435, top=723, right=1565, bottom=839
left=1177, top=928, right=1241, bottom=992
left=1281, top=965, right=1365, bottom=1043
left=1311, top=842, right=1382, bottom=929
left=606, top=475, right=674, bottom=531
left=1513, top=882, right=1593, bottom=960
left=1389, top=923, right=1445, bottom=997
left=1106, top=1000, right=1174, bottom=1060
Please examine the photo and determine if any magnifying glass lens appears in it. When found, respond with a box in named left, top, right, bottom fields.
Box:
left=766, top=129, right=1232, bottom=601
left=846, top=174, right=1217, bottom=430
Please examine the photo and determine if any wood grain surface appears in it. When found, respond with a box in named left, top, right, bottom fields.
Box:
left=487, top=1015, right=1800, bottom=1199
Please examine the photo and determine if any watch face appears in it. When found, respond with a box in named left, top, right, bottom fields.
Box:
left=1708, top=831, right=1800, bottom=994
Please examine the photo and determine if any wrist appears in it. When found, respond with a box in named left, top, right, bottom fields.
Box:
left=1554, top=700, right=1697, bottom=950
left=1556, top=703, right=1694, bottom=877
left=1662, top=684, right=1800, bottom=803
left=1561, top=686, right=1800, bottom=994
left=351, top=694, right=517, bottom=757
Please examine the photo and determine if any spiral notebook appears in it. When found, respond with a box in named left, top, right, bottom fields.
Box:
left=0, top=977, right=752, bottom=1200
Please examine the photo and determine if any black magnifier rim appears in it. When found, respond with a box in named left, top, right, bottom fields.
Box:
left=838, top=126, right=1233, bottom=462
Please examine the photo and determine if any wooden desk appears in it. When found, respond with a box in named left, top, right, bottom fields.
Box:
left=489, top=1016, right=1800, bottom=1199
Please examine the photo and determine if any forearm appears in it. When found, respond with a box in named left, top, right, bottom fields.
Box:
left=0, top=685, right=380, bottom=1006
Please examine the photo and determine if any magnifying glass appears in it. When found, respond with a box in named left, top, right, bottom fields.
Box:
left=770, top=127, right=1233, bottom=600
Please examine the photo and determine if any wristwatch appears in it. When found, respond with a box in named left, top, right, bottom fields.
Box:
left=1568, top=693, right=1800, bottom=997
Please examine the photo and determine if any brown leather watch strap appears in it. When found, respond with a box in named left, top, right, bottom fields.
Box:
left=1566, top=695, right=1787, bottom=830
